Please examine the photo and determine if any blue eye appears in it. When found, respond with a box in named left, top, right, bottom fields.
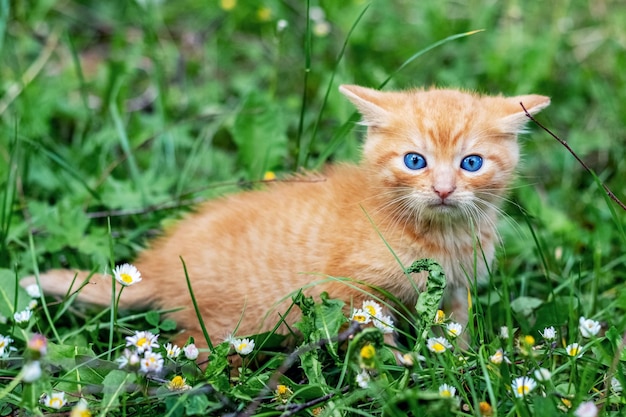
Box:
left=460, top=155, right=483, bottom=172
left=404, top=153, right=427, bottom=170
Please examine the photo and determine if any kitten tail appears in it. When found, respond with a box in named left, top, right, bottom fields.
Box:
left=20, top=269, right=150, bottom=309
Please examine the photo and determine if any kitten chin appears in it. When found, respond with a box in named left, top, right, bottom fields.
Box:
left=22, top=85, right=550, bottom=350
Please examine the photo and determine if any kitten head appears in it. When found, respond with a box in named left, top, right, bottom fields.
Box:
left=340, top=84, right=550, bottom=223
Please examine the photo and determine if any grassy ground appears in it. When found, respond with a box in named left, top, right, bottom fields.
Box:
left=1, top=0, right=625, bottom=415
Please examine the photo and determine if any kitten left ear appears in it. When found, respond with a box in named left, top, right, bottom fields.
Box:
left=339, top=84, right=390, bottom=127
left=500, top=94, right=551, bottom=134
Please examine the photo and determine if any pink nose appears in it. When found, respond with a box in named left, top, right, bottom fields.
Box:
left=433, top=186, right=455, bottom=200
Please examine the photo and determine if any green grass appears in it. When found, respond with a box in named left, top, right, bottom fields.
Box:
left=1, top=0, right=626, bottom=415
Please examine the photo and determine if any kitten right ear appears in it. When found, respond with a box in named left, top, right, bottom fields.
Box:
left=339, top=84, right=390, bottom=127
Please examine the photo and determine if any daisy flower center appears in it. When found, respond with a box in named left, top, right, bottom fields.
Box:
left=440, top=389, right=452, bottom=398
left=431, top=342, right=446, bottom=353
left=136, top=337, right=148, bottom=348
left=237, top=342, right=248, bottom=351
left=120, top=273, right=133, bottom=284
left=49, top=398, right=63, bottom=408
left=364, top=305, right=377, bottom=316
left=517, top=385, right=529, bottom=396
left=353, top=314, right=367, bottom=323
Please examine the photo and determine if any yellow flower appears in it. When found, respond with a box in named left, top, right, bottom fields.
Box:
left=257, top=7, right=272, bottom=21
left=360, top=344, right=376, bottom=360
left=220, top=0, right=236, bottom=11
left=167, top=375, right=191, bottom=391
left=263, top=171, right=276, bottom=181
left=523, top=335, right=535, bottom=346
left=434, top=310, right=445, bottom=324
left=275, top=384, right=292, bottom=403
left=360, top=344, right=376, bottom=368
left=479, top=401, right=493, bottom=416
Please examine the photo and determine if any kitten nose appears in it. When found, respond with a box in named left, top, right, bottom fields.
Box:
left=433, top=186, right=455, bottom=200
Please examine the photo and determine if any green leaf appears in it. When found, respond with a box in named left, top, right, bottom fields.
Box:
left=146, top=310, right=160, bottom=327
left=231, top=91, right=288, bottom=179
left=405, top=259, right=446, bottom=337
left=100, top=370, right=136, bottom=416
left=510, top=296, right=544, bottom=317
left=184, top=395, right=210, bottom=416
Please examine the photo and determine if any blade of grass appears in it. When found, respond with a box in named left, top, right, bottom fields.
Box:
left=294, top=0, right=312, bottom=170
left=301, top=3, right=370, bottom=169
left=109, top=86, right=146, bottom=204
left=180, top=256, right=213, bottom=351
left=0, top=123, right=18, bottom=264
left=28, top=232, right=61, bottom=342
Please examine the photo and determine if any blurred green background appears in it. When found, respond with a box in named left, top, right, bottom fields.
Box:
left=1, top=0, right=625, bottom=323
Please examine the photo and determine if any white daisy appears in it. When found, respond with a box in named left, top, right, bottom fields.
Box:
left=362, top=300, right=383, bottom=318
left=25, top=284, right=41, bottom=298
left=0, top=334, right=14, bottom=356
left=499, top=326, right=510, bottom=339
left=445, top=322, right=463, bottom=338
left=566, top=343, right=583, bottom=358
left=165, top=343, right=181, bottom=359
left=574, top=401, right=598, bottom=417
left=372, top=314, right=394, bottom=334
left=232, top=338, right=255, bottom=355
left=611, top=377, right=622, bottom=393
left=511, top=376, right=537, bottom=398
left=539, top=326, right=557, bottom=340
left=140, top=351, right=164, bottom=374
left=116, top=348, right=141, bottom=369
left=438, top=383, right=457, bottom=398
left=22, top=361, right=42, bottom=383
left=489, top=348, right=511, bottom=365
left=533, top=367, right=552, bottom=382
left=43, top=392, right=67, bottom=409
left=125, top=331, right=159, bottom=354
left=426, top=337, right=452, bottom=354
left=13, top=309, right=32, bottom=325
left=350, top=308, right=371, bottom=324
left=579, top=317, right=601, bottom=338
left=113, top=263, right=142, bottom=286
left=356, top=370, right=370, bottom=388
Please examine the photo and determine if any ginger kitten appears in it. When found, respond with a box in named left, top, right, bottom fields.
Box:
left=25, top=85, right=550, bottom=347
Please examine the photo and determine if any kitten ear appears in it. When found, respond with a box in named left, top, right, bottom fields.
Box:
left=339, top=84, right=390, bottom=127
left=499, top=94, right=551, bottom=134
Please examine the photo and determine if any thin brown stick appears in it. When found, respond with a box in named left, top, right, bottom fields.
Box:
left=521, top=103, right=626, bottom=212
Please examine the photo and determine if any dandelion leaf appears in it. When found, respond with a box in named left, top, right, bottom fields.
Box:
left=406, top=259, right=446, bottom=327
